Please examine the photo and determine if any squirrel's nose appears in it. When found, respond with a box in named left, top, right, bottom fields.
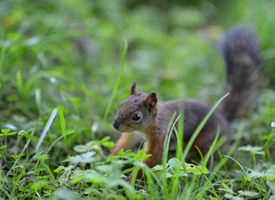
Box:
left=113, top=120, right=120, bottom=130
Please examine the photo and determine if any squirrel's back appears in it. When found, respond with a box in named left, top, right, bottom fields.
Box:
left=220, top=27, right=262, bottom=122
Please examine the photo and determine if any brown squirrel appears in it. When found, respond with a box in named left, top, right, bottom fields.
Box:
left=111, top=27, right=261, bottom=182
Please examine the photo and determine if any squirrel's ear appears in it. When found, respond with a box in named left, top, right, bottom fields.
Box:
left=144, top=92, right=158, bottom=109
left=130, top=81, right=137, bottom=95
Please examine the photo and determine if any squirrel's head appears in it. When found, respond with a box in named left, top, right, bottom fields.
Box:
left=113, top=81, right=158, bottom=133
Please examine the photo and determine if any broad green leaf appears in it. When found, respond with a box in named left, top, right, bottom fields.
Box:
left=184, top=164, right=209, bottom=175
left=7, top=132, right=17, bottom=136
left=151, top=164, right=166, bottom=172
left=30, top=180, right=49, bottom=190
left=54, top=167, right=64, bottom=173
left=224, top=194, right=243, bottom=200
left=218, top=188, right=235, bottom=194
left=168, top=158, right=181, bottom=167
left=267, top=179, right=275, bottom=192
left=35, top=154, right=50, bottom=160
left=101, top=141, right=115, bottom=149
left=84, top=188, right=103, bottom=196
left=238, top=190, right=258, bottom=197
left=10, top=153, right=24, bottom=159
left=84, top=174, right=104, bottom=183
left=96, top=165, right=115, bottom=173
left=70, top=176, right=84, bottom=184
left=222, top=183, right=231, bottom=190
left=73, top=145, right=87, bottom=152
left=65, top=151, right=96, bottom=164
left=238, top=145, right=265, bottom=155
left=54, top=187, right=84, bottom=200
left=218, top=183, right=235, bottom=194
left=1, top=129, right=11, bottom=134
left=265, top=169, right=275, bottom=180
left=100, top=136, right=111, bottom=143
left=0, top=145, right=7, bottom=150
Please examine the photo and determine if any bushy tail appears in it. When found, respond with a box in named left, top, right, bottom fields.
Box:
left=220, top=27, right=262, bottom=122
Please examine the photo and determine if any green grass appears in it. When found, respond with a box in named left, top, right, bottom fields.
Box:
left=1, top=0, right=275, bottom=199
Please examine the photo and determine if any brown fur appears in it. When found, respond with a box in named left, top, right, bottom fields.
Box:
left=111, top=27, right=262, bottom=182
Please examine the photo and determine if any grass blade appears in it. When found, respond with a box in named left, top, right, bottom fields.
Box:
left=181, top=93, right=229, bottom=165
left=16, top=70, right=24, bottom=100
left=196, top=122, right=244, bottom=199
left=36, top=108, right=59, bottom=151
left=58, top=107, right=67, bottom=143
left=100, top=40, right=128, bottom=137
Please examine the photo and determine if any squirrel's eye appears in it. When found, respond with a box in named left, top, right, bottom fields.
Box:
left=132, top=114, right=141, bottom=121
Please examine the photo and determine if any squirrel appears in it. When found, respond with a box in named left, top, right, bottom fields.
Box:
left=111, top=27, right=261, bottom=182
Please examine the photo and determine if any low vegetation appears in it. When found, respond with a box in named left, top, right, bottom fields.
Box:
left=1, top=0, right=275, bottom=199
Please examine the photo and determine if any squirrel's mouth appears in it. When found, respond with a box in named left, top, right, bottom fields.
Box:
left=113, top=121, right=135, bottom=132
left=113, top=119, right=139, bottom=132
left=118, top=125, right=135, bottom=132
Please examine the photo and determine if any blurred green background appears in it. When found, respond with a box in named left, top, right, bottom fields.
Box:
left=0, top=0, right=275, bottom=158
